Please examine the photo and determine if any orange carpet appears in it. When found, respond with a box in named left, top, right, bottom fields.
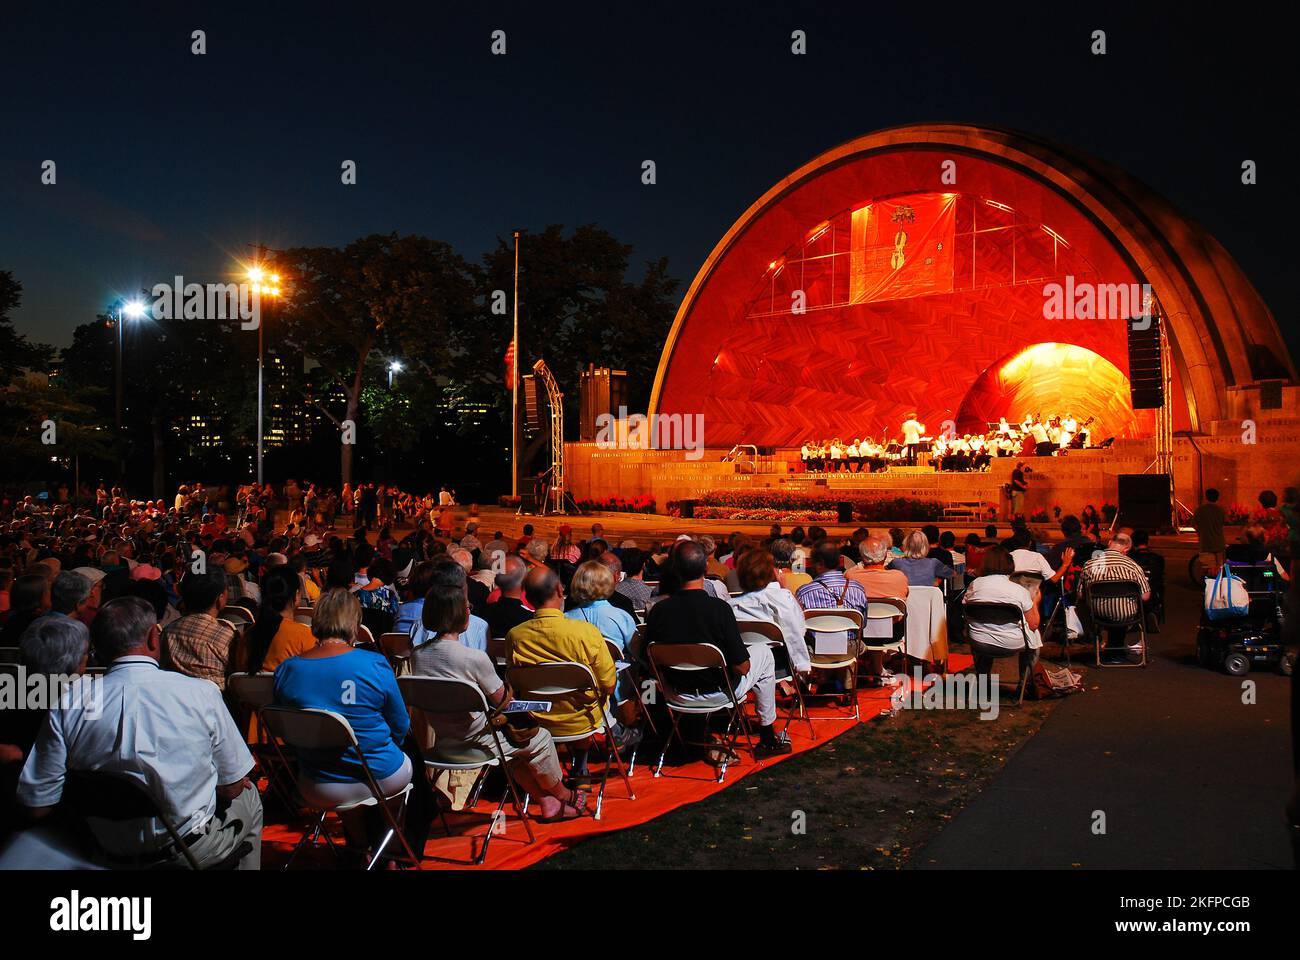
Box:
left=262, top=657, right=971, bottom=870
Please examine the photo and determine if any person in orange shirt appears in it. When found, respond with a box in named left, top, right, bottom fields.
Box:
left=846, top=534, right=910, bottom=600
left=244, top=566, right=315, bottom=673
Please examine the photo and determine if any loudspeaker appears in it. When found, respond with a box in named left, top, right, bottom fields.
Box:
left=1117, top=474, right=1171, bottom=530
left=1127, top=315, right=1164, bottom=409
left=522, top=375, right=541, bottom=435
left=679, top=499, right=697, bottom=519
left=837, top=501, right=853, bottom=524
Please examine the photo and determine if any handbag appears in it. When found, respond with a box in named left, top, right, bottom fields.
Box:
left=1204, top=565, right=1250, bottom=620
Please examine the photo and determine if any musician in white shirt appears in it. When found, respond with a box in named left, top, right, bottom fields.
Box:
left=901, top=414, right=924, bottom=465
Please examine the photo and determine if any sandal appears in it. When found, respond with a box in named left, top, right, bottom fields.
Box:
left=538, top=788, right=588, bottom=823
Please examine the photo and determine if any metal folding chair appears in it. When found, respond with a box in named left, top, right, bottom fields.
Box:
left=962, top=601, right=1032, bottom=703
left=378, top=632, right=413, bottom=674
left=220, top=605, right=254, bottom=626
left=226, top=671, right=298, bottom=809
left=62, top=769, right=251, bottom=870
left=802, top=608, right=865, bottom=720
left=1079, top=579, right=1147, bottom=667
left=396, top=675, right=536, bottom=865
left=736, top=619, right=812, bottom=738
left=508, top=661, right=635, bottom=819
left=646, top=642, right=756, bottom=784
left=260, top=705, right=420, bottom=870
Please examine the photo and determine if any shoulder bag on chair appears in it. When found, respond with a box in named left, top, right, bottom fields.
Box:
left=1204, top=565, right=1250, bottom=620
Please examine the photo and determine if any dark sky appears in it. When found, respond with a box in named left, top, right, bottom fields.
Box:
left=2, top=3, right=1295, bottom=361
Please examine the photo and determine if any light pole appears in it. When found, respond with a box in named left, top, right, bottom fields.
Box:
left=114, top=299, right=147, bottom=432
left=388, top=360, right=402, bottom=388
left=245, top=266, right=282, bottom=487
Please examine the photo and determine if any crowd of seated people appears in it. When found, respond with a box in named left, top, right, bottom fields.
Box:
left=9, top=477, right=1297, bottom=868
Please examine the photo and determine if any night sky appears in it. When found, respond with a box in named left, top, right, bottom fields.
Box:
left=2, top=3, right=1295, bottom=362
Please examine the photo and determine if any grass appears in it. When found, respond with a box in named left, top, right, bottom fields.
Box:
left=533, top=688, right=1058, bottom=870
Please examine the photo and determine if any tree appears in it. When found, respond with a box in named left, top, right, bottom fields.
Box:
left=271, top=234, right=481, bottom=486
left=0, top=372, right=113, bottom=491
left=479, top=225, right=679, bottom=421
left=0, top=270, right=54, bottom=382
left=62, top=304, right=253, bottom=497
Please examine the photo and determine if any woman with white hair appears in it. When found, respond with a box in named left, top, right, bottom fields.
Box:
left=888, top=530, right=954, bottom=588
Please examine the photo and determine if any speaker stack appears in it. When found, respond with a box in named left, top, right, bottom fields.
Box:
left=1127, top=314, right=1164, bottom=410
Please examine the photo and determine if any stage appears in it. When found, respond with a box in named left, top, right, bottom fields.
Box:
left=565, top=414, right=1300, bottom=523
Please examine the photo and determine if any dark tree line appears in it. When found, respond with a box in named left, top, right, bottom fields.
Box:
left=1, top=226, right=680, bottom=500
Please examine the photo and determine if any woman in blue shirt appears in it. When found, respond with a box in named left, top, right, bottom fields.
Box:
left=274, top=587, right=411, bottom=864
left=888, top=529, right=956, bottom=587
left=564, top=560, right=640, bottom=736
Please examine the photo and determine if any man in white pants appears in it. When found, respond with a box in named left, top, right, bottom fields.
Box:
left=644, top=541, right=789, bottom=760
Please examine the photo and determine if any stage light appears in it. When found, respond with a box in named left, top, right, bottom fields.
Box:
left=390, top=361, right=403, bottom=372
left=123, top=300, right=146, bottom=318
left=247, top=266, right=264, bottom=283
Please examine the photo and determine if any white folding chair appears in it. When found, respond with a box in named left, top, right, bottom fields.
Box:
left=962, top=601, right=1033, bottom=704
left=260, top=705, right=420, bottom=870
left=863, top=597, right=908, bottom=675
left=736, top=619, right=813, bottom=738
left=802, top=608, right=865, bottom=721
left=646, top=642, right=756, bottom=784
left=397, top=675, right=535, bottom=865
left=507, top=661, right=635, bottom=819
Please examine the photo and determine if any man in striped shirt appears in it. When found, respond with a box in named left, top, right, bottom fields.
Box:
left=1076, top=531, right=1150, bottom=657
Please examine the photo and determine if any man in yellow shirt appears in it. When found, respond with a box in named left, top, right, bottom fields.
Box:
left=506, top=568, right=617, bottom=743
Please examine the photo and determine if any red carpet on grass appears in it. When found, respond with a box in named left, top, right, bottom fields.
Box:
left=262, top=656, right=971, bottom=870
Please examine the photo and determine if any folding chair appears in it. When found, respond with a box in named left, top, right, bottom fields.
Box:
left=863, top=598, right=908, bottom=674
left=508, top=662, right=636, bottom=819
left=962, top=601, right=1032, bottom=704
left=62, top=769, right=251, bottom=870
left=378, top=632, right=413, bottom=674
left=603, top=636, right=655, bottom=772
left=486, top=637, right=508, bottom=675
left=260, top=705, right=420, bottom=870
left=356, top=624, right=377, bottom=650
left=294, top=607, right=314, bottom=626
left=226, top=672, right=298, bottom=814
left=220, top=605, right=254, bottom=626
left=802, top=608, right=865, bottom=721
left=1079, top=579, right=1147, bottom=668
left=736, top=619, right=812, bottom=738
left=646, top=642, right=756, bottom=784
left=396, top=675, right=535, bottom=865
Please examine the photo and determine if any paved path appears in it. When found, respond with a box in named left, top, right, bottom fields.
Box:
left=918, top=562, right=1294, bottom=869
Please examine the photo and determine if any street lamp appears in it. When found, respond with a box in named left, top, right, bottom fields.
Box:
left=246, top=266, right=282, bottom=487
left=115, top=299, right=147, bottom=432
left=388, top=360, right=403, bottom=388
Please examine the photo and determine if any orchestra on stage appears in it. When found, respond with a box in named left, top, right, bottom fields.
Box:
left=798, top=412, right=1095, bottom=473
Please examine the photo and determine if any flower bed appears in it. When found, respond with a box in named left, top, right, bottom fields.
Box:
left=666, top=490, right=944, bottom=523
left=574, top=495, right=656, bottom=514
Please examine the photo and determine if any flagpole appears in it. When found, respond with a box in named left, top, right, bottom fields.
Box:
left=511, top=230, right=520, bottom=498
